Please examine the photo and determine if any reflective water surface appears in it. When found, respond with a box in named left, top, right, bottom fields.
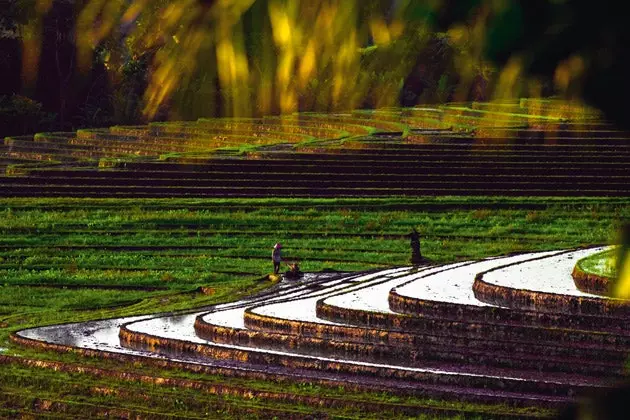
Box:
left=16, top=272, right=347, bottom=362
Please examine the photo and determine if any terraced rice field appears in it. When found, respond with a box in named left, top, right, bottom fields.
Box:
left=2, top=98, right=630, bottom=418
left=11, top=246, right=629, bottom=419
left=2, top=100, right=629, bottom=197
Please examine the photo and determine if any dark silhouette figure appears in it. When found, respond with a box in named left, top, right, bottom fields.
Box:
left=408, top=228, right=423, bottom=264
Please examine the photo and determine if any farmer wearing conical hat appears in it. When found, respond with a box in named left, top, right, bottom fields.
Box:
left=272, top=243, right=282, bottom=274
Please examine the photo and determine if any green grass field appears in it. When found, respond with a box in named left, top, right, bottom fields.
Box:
left=1, top=196, right=628, bottom=418
left=577, top=248, right=618, bottom=279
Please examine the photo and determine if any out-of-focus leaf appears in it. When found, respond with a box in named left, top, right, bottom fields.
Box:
left=613, top=225, right=630, bottom=299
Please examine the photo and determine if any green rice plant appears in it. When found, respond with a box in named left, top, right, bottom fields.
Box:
left=196, top=118, right=350, bottom=140
left=577, top=248, right=618, bottom=279
left=0, top=286, right=160, bottom=312
left=0, top=366, right=531, bottom=419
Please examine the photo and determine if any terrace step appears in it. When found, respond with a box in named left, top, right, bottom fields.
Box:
left=426, top=136, right=630, bottom=145
left=471, top=249, right=630, bottom=317
left=15, top=246, right=627, bottom=411
left=390, top=249, right=630, bottom=326
left=346, top=141, right=630, bottom=153
left=118, top=250, right=626, bottom=394
left=11, top=122, right=623, bottom=200
left=235, top=251, right=622, bottom=376
left=119, top=317, right=608, bottom=400
left=9, top=269, right=571, bottom=408
left=194, top=307, right=627, bottom=377
left=21, top=169, right=630, bottom=182
left=238, top=308, right=629, bottom=367
left=266, top=151, right=630, bottom=163
left=1, top=183, right=628, bottom=198
left=3, top=175, right=629, bottom=192
left=120, top=160, right=630, bottom=176
left=15, top=159, right=630, bottom=179
left=320, top=250, right=630, bottom=343
left=487, top=130, right=630, bottom=140
left=571, top=257, right=613, bottom=296
left=318, top=297, right=630, bottom=349
left=7, top=136, right=160, bottom=152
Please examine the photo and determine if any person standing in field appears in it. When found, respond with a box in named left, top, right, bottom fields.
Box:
left=272, top=243, right=282, bottom=274
left=408, top=228, right=423, bottom=264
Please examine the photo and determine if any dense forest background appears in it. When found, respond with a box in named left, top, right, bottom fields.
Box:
left=1, top=0, right=627, bottom=137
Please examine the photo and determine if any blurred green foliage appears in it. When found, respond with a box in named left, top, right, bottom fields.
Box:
left=0, top=94, right=55, bottom=136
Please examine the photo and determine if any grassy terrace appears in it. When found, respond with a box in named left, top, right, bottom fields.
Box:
left=571, top=247, right=619, bottom=295
left=0, top=100, right=615, bottom=168
left=1, top=101, right=629, bottom=198
left=577, top=248, right=618, bottom=279
left=1, top=99, right=629, bottom=417
left=1, top=196, right=628, bottom=418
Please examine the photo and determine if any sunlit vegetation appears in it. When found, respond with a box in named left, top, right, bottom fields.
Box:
left=577, top=248, right=618, bottom=280
left=1, top=99, right=622, bottom=180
